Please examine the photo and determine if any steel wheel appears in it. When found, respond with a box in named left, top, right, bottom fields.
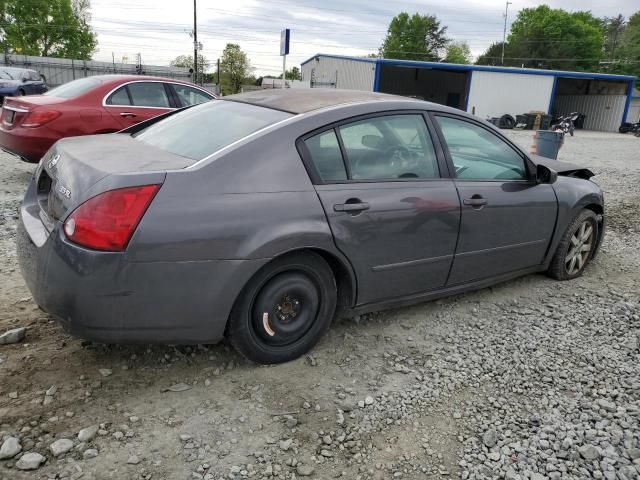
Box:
left=565, top=220, right=594, bottom=275
left=227, top=252, right=337, bottom=364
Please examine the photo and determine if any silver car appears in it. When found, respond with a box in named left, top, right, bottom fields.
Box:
left=17, top=89, right=604, bottom=364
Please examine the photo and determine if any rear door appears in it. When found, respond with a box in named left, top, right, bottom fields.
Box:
left=431, top=113, right=558, bottom=285
left=300, top=112, right=461, bottom=305
left=104, top=81, right=174, bottom=128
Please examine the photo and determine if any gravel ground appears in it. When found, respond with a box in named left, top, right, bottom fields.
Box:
left=0, top=129, right=638, bottom=480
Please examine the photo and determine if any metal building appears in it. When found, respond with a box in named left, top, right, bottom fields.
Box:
left=301, top=54, right=637, bottom=132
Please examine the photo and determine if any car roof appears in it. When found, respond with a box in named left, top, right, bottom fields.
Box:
left=224, top=88, right=430, bottom=114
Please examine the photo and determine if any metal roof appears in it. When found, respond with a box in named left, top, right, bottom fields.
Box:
left=301, top=54, right=637, bottom=82
left=224, top=88, right=415, bottom=114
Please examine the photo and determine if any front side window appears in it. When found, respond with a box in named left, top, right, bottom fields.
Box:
left=435, top=116, right=527, bottom=181
left=304, top=130, right=347, bottom=182
left=29, top=71, right=41, bottom=81
left=134, top=100, right=291, bottom=161
left=338, top=114, right=439, bottom=181
left=106, top=86, right=131, bottom=105
left=173, top=84, right=213, bottom=107
left=127, top=82, right=170, bottom=108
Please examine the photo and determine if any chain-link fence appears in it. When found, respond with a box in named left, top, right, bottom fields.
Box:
left=1, top=53, right=192, bottom=87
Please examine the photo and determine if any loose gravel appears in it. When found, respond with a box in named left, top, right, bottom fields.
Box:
left=0, top=130, right=638, bottom=480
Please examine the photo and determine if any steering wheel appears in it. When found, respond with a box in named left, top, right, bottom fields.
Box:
left=384, top=145, right=410, bottom=162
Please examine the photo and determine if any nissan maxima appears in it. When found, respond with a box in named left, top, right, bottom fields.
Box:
left=17, top=89, right=604, bottom=364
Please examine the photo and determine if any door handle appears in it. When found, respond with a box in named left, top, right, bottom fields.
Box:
left=463, top=196, right=488, bottom=208
left=119, top=112, right=137, bottom=118
left=334, top=201, right=370, bottom=213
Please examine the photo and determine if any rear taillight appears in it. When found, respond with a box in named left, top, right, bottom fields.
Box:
left=63, top=185, right=160, bottom=252
left=22, top=109, right=61, bottom=127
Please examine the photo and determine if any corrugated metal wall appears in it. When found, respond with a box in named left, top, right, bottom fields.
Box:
left=467, top=71, right=555, bottom=119
left=1, top=54, right=191, bottom=87
left=626, top=99, right=640, bottom=123
left=301, top=57, right=375, bottom=91
left=553, top=95, right=627, bottom=132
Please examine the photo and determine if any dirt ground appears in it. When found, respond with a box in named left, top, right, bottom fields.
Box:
left=0, top=130, right=639, bottom=480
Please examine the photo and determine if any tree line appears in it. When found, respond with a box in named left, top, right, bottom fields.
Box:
left=380, top=7, right=640, bottom=76
left=1, top=1, right=638, bottom=96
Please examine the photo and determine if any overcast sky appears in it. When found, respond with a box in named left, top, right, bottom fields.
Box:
left=90, top=0, right=636, bottom=76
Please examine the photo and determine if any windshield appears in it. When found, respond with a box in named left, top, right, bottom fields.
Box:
left=0, top=68, right=21, bottom=80
left=134, top=100, right=292, bottom=161
left=44, top=77, right=102, bottom=98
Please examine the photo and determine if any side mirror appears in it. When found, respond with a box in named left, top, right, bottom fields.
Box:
left=536, top=164, right=558, bottom=184
left=22, top=77, right=28, bottom=83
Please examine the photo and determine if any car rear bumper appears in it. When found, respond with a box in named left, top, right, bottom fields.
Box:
left=0, top=125, right=57, bottom=163
left=17, top=181, right=267, bottom=344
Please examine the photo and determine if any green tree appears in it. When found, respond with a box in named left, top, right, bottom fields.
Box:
left=603, top=14, right=626, bottom=57
left=170, top=54, right=211, bottom=71
left=219, top=43, right=252, bottom=94
left=506, top=6, right=604, bottom=71
left=444, top=41, right=471, bottom=64
left=0, top=0, right=97, bottom=59
left=475, top=42, right=509, bottom=66
left=380, top=12, right=448, bottom=61
left=277, top=66, right=300, bottom=80
left=609, top=11, right=640, bottom=77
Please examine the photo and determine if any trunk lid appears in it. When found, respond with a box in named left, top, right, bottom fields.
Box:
left=35, top=133, right=194, bottom=226
left=1, top=96, right=65, bottom=130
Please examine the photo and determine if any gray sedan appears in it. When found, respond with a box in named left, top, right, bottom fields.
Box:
left=17, top=90, right=604, bottom=364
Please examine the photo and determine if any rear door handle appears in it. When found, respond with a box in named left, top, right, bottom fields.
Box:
left=463, top=196, right=488, bottom=207
left=119, top=112, right=137, bottom=118
left=334, top=202, right=370, bottom=213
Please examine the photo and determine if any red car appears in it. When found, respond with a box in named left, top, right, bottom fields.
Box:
left=0, top=75, right=215, bottom=163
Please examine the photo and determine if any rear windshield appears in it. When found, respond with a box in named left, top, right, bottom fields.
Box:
left=133, top=100, right=291, bottom=161
left=44, top=77, right=102, bottom=98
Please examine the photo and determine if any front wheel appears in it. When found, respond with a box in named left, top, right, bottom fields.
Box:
left=547, top=210, right=598, bottom=280
left=226, top=252, right=337, bottom=364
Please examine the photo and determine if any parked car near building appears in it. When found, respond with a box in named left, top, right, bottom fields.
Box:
left=17, top=89, right=604, bottom=364
left=0, top=67, right=48, bottom=102
left=0, top=75, right=215, bottom=162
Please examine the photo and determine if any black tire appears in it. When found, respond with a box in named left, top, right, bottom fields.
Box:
left=547, top=209, right=598, bottom=280
left=619, top=123, right=631, bottom=133
left=226, top=252, right=337, bottom=364
left=17, top=89, right=25, bottom=96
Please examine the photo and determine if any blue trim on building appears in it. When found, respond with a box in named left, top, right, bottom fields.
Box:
left=547, top=76, right=558, bottom=114
left=372, top=61, right=381, bottom=92
left=302, top=53, right=637, bottom=82
left=464, top=71, right=473, bottom=111
left=622, top=80, right=637, bottom=124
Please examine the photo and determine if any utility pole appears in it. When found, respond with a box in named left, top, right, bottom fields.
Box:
left=217, top=58, right=220, bottom=94
left=193, top=0, right=198, bottom=84
left=501, top=1, right=512, bottom=65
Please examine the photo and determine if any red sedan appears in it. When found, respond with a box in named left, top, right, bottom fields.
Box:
left=0, top=75, right=215, bottom=163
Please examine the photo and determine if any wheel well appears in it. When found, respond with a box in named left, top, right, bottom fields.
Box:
left=307, top=248, right=356, bottom=317
left=584, top=203, right=603, bottom=216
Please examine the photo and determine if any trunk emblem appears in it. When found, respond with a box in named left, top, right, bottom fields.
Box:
left=48, top=154, right=60, bottom=169
left=57, top=184, right=71, bottom=199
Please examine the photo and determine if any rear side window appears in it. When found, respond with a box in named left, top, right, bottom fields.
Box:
left=172, top=84, right=212, bottom=107
left=44, top=77, right=102, bottom=98
left=106, top=86, right=131, bottom=105
left=338, top=114, right=439, bottom=181
left=304, top=131, right=347, bottom=182
left=134, top=100, right=291, bottom=161
left=127, top=82, right=170, bottom=108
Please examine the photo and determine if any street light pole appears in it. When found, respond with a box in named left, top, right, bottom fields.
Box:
left=501, top=1, right=512, bottom=65
left=193, top=0, right=198, bottom=84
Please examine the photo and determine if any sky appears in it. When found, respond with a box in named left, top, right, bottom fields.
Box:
left=89, top=0, right=637, bottom=76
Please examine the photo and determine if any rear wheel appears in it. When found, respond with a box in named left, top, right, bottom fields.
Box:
left=227, top=252, right=337, bottom=364
left=17, top=89, right=25, bottom=96
left=547, top=210, right=598, bottom=280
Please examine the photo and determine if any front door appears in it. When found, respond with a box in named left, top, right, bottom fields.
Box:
left=300, top=113, right=461, bottom=305
left=432, top=114, right=558, bottom=285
